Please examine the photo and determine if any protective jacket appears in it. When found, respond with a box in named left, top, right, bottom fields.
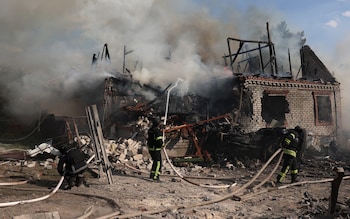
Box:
left=147, top=124, right=163, bottom=180
left=147, top=126, right=163, bottom=151
left=281, top=130, right=300, bottom=157
left=58, top=147, right=88, bottom=175
left=277, top=129, right=301, bottom=183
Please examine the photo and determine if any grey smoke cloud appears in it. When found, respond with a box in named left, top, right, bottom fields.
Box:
left=0, top=0, right=305, bottom=119
left=329, top=34, right=350, bottom=130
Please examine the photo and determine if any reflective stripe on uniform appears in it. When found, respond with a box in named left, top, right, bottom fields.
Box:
left=284, top=138, right=291, bottom=145
left=283, top=148, right=297, bottom=157
left=149, top=135, right=163, bottom=151
left=283, top=133, right=295, bottom=145
left=277, top=166, right=290, bottom=183
left=148, top=148, right=162, bottom=151
left=154, top=161, right=161, bottom=179
left=290, top=169, right=298, bottom=174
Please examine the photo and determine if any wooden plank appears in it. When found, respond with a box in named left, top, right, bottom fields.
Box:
left=91, top=104, right=113, bottom=184
left=13, top=211, right=60, bottom=219
left=85, top=106, right=103, bottom=178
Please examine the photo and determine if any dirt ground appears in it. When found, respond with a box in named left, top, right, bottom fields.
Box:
left=0, top=148, right=350, bottom=219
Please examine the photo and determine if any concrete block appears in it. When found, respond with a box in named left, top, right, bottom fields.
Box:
left=133, top=154, right=143, bottom=161
left=26, top=161, right=36, bottom=168
left=119, top=153, right=126, bottom=161
left=127, top=148, right=138, bottom=156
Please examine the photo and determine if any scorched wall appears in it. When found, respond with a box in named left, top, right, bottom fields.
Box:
left=239, top=76, right=341, bottom=149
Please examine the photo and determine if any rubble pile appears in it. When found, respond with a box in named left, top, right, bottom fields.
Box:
left=104, top=137, right=208, bottom=177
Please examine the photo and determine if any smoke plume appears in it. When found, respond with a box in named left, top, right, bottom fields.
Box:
left=0, top=0, right=306, bottom=120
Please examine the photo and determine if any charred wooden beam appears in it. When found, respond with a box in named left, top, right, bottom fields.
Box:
left=328, top=166, right=345, bottom=215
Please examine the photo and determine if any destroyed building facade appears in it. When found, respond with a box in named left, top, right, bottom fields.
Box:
left=203, top=30, right=343, bottom=160
left=97, top=41, right=342, bottom=162
left=238, top=74, right=341, bottom=150
left=0, top=29, right=343, bottom=162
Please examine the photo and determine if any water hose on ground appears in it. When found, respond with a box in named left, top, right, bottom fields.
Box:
left=122, top=158, right=236, bottom=189
left=250, top=150, right=284, bottom=192
left=0, top=180, right=28, bottom=186
left=242, top=175, right=350, bottom=201
left=162, top=147, right=237, bottom=189
left=122, top=162, right=235, bottom=181
left=0, top=154, right=97, bottom=208
left=97, top=148, right=283, bottom=219
left=75, top=206, right=95, bottom=219
left=0, top=176, right=64, bottom=207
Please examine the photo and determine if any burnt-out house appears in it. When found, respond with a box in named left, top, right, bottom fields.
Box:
left=0, top=29, right=342, bottom=164
left=205, top=34, right=342, bottom=162
left=97, top=38, right=342, bottom=163
left=238, top=46, right=340, bottom=144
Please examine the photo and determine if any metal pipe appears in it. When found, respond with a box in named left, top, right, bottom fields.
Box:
left=163, top=78, right=184, bottom=127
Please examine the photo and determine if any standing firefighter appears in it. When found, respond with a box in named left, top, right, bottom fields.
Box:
left=276, top=126, right=304, bottom=184
left=57, top=143, right=88, bottom=189
left=147, top=117, right=164, bottom=181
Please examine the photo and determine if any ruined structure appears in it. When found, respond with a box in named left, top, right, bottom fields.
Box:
left=235, top=45, right=340, bottom=151
left=0, top=26, right=342, bottom=164
left=96, top=38, right=341, bottom=163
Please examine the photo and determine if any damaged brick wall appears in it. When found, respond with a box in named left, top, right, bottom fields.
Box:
left=239, top=77, right=342, bottom=151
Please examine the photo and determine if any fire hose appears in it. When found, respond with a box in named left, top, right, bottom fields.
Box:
left=0, top=180, right=28, bottom=186
left=161, top=146, right=237, bottom=189
left=122, top=161, right=236, bottom=181
left=96, top=148, right=283, bottom=219
left=0, top=154, right=96, bottom=208
left=0, top=175, right=64, bottom=207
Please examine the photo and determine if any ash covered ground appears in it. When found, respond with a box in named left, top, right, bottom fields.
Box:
left=0, top=143, right=349, bottom=219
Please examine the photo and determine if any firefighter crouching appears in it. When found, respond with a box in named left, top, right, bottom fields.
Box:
left=57, top=142, right=89, bottom=189
left=147, top=117, right=164, bottom=181
left=276, top=126, right=304, bottom=184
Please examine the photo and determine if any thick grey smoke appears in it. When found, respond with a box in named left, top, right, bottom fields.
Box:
left=0, top=0, right=305, bottom=120
left=329, top=34, right=350, bottom=131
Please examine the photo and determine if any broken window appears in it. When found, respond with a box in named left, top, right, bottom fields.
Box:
left=313, top=92, right=332, bottom=125
left=261, top=90, right=289, bottom=126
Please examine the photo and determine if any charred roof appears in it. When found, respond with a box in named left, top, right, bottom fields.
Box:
left=300, top=45, right=336, bottom=83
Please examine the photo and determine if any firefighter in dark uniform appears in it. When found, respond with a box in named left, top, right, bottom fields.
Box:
left=276, top=126, right=303, bottom=184
left=57, top=142, right=88, bottom=189
left=147, top=117, right=164, bottom=181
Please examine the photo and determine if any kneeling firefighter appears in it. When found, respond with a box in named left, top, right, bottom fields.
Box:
left=57, top=142, right=88, bottom=189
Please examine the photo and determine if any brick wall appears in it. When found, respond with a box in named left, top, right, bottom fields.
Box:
left=239, top=77, right=341, bottom=149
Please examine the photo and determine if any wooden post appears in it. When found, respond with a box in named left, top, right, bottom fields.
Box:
left=328, top=167, right=344, bottom=215
left=85, top=105, right=113, bottom=184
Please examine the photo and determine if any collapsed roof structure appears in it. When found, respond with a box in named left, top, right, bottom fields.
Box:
left=86, top=23, right=341, bottom=164
left=0, top=23, right=342, bottom=165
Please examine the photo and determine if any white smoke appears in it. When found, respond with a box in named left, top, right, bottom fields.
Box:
left=328, top=32, right=350, bottom=131
left=0, top=0, right=307, bottom=119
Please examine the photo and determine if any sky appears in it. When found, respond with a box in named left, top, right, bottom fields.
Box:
left=233, top=0, right=350, bottom=60
left=0, top=0, right=349, bottom=129
left=222, top=0, right=350, bottom=129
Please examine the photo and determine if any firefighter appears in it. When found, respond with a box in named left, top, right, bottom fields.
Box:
left=276, top=126, right=303, bottom=184
left=147, top=117, right=164, bottom=181
left=57, top=142, right=88, bottom=189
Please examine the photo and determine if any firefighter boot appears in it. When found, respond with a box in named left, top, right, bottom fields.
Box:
left=150, top=172, right=155, bottom=179
left=76, top=174, right=85, bottom=187
left=64, top=176, right=75, bottom=190
left=153, top=174, right=160, bottom=181
left=291, top=174, right=299, bottom=183
left=276, top=174, right=283, bottom=185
